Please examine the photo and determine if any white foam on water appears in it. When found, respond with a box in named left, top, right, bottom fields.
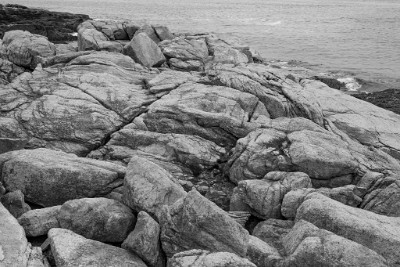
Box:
left=337, top=77, right=362, bottom=92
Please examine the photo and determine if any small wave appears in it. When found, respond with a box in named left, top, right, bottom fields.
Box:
left=260, top=20, right=282, bottom=26
left=337, top=77, right=362, bottom=92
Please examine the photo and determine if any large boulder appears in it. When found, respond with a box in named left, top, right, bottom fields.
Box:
left=0, top=149, right=125, bottom=207
left=159, top=189, right=249, bottom=257
left=122, top=211, right=165, bottom=267
left=296, top=193, right=400, bottom=266
left=1, top=30, right=56, bottom=69
left=0, top=202, right=31, bottom=266
left=0, top=51, right=157, bottom=155
left=124, top=32, right=166, bottom=67
left=123, top=156, right=186, bottom=217
left=45, top=228, right=147, bottom=267
left=168, top=249, right=256, bottom=267
left=233, top=171, right=311, bottom=219
left=18, top=205, right=61, bottom=237
left=281, top=219, right=388, bottom=267
left=206, top=36, right=249, bottom=64
left=58, top=198, right=135, bottom=243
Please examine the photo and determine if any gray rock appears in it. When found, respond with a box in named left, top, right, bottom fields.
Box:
left=206, top=36, right=249, bottom=64
left=122, top=211, right=165, bottom=267
left=0, top=148, right=125, bottom=207
left=77, top=21, right=124, bottom=52
left=124, top=32, right=166, bottom=67
left=168, top=249, right=256, bottom=267
left=153, top=25, right=174, bottom=41
left=1, top=190, right=31, bottom=218
left=2, top=30, right=56, bottom=69
left=27, top=246, right=48, bottom=267
left=281, top=220, right=388, bottom=267
left=123, top=155, right=186, bottom=217
left=0, top=203, right=31, bottom=266
left=159, top=189, right=249, bottom=257
left=247, top=236, right=283, bottom=267
left=252, top=219, right=294, bottom=254
left=45, top=228, right=147, bottom=267
left=18, top=205, right=61, bottom=237
left=234, top=171, right=311, bottom=219
left=296, top=193, right=400, bottom=266
left=58, top=197, right=135, bottom=243
left=135, top=24, right=161, bottom=43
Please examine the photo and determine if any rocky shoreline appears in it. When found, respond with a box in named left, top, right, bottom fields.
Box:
left=1, top=5, right=400, bottom=267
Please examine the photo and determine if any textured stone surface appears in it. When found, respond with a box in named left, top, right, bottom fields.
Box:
left=252, top=219, right=294, bottom=254
left=296, top=193, right=400, bottom=266
left=160, top=190, right=249, bottom=257
left=122, top=211, right=165, bottom=267
left=46, top=228, right=147, bottom=267
left=0, top=149, right=125, bottom=207
left=1, top=190, right=31, bottom=218
left=247, top=236, right=282, bottom=267
left=168, top=249, right=256, bottom=267
left=124, top=32, right=166, bottom=67
left=58, top=197, right=135, bottom=243
left=18, top=205, right=61, bottom=237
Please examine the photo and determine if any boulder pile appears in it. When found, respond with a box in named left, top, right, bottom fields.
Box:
left=1, top=13, right=400, bottom=267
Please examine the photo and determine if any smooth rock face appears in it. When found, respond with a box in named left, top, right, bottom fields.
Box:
left=58, top=197, right=135, bottom=243
left=135, top=24, right=161, bottom=43
left=153, top=25, right=174, bottom=41
left=0, top=203, right=31, bottom=266
left=122, top=211, right=165, bottom=267
left=123, top=155, right=187, bottom=217
left=296, top=193, right=400, bottom=266
left=168, top=249, right=256, bottom=267
left=0, top=149, right=124, bottom=207
left=46, top=228, right=147, bottom=267
left=234, top=172, right=312, bottom=219
left=124, top=32, right=166, bottom=67
left=1, top=190, right=31, bottom=218
left=159, top=189, right=249, bottom=257
left=18, top=205, right=61, bottom=237
left=2, top=30, right=56, bottom=69
left=281, top=220, right=388, bottom=267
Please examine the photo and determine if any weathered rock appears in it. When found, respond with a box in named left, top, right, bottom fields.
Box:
left=153, top=25, right=174, bottom=41
left=45, top=228, right=147, bottom=267
left=145, top=70, right=200, bottom=95
left=0, top=202, right=31, bottom=266
left=0, top=57, right=26, bottom=83
left=123, top=155, right=186, bottom=217
left=252, top=219, right=294, bottom=254
left=0, top=51, right=157, bottom=155
left=135, top=24, right=161, bottom=43
left=247, top=235, right=283, bottom=267
left=206, top=36, right=249, bottom=64
left=0, top=4, right=90, bottom=42
left=1, top=190, right=31, bottom=218
left=27, top=246, right=48, bottom=267
left=159, top=189, right=249, bottom=257
left=124, top=32, right=166, bottom=67
left=296, top=193, right=400, bottom=266
left=2, top=30, right=56, bottom=69
left=168, top=249, right=256, bottom=267
left=281, top=185, right=362, bottom=219
left=135, top=82, right=270, bottom=148
left=0, top=149, right=125, bottom=207
left=122, top=211, right=165, bottom=267
left=58, top=197, right=135, bottom=243
left=234, top=171, right=312, bottom=219
left=281, top=219, right=388, bottom=267
left=18, top=205, right=61, bottom=237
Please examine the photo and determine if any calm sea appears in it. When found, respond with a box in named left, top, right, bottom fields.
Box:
left=4, top=0, right=400, bottom=90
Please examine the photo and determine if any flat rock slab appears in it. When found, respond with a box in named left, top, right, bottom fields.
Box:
left=0, top=148, right=125, bottom=207
left=46, top=228, right=146, bottom=267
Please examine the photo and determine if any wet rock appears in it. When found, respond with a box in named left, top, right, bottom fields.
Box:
left=122, top=211, right=165, bottom=267
left=0, top=202, right=31, bottom=266
left=18, top=205, right=61, bottom=237
left=234, top=172, right=311, bottom=219
left=123, top=155, right=186, bottom=217
left=58, top=197, right=135, bottom=243
left=123, top=32, right=166, bottom=67
left=1, top=190, right=31, bottom=218
left=296, top=193, right=400, bottom=266
left=45, top=228, right=146, bottom=267
left=281, top=185, right=362, bottom=219
left=159, top=189, right=249, bottom=257
left=2, top=30, right=56, bottom=69
left=0, top=4, right=90, bottom=42
left=281, top=219, right=388, bottom=267
left=168, top=249, right=256, bottom=267
left=0, top=148, right=125, bottom=207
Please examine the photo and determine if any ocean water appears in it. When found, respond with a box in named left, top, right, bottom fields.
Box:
left=4, top=0, right=400, bottom=90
